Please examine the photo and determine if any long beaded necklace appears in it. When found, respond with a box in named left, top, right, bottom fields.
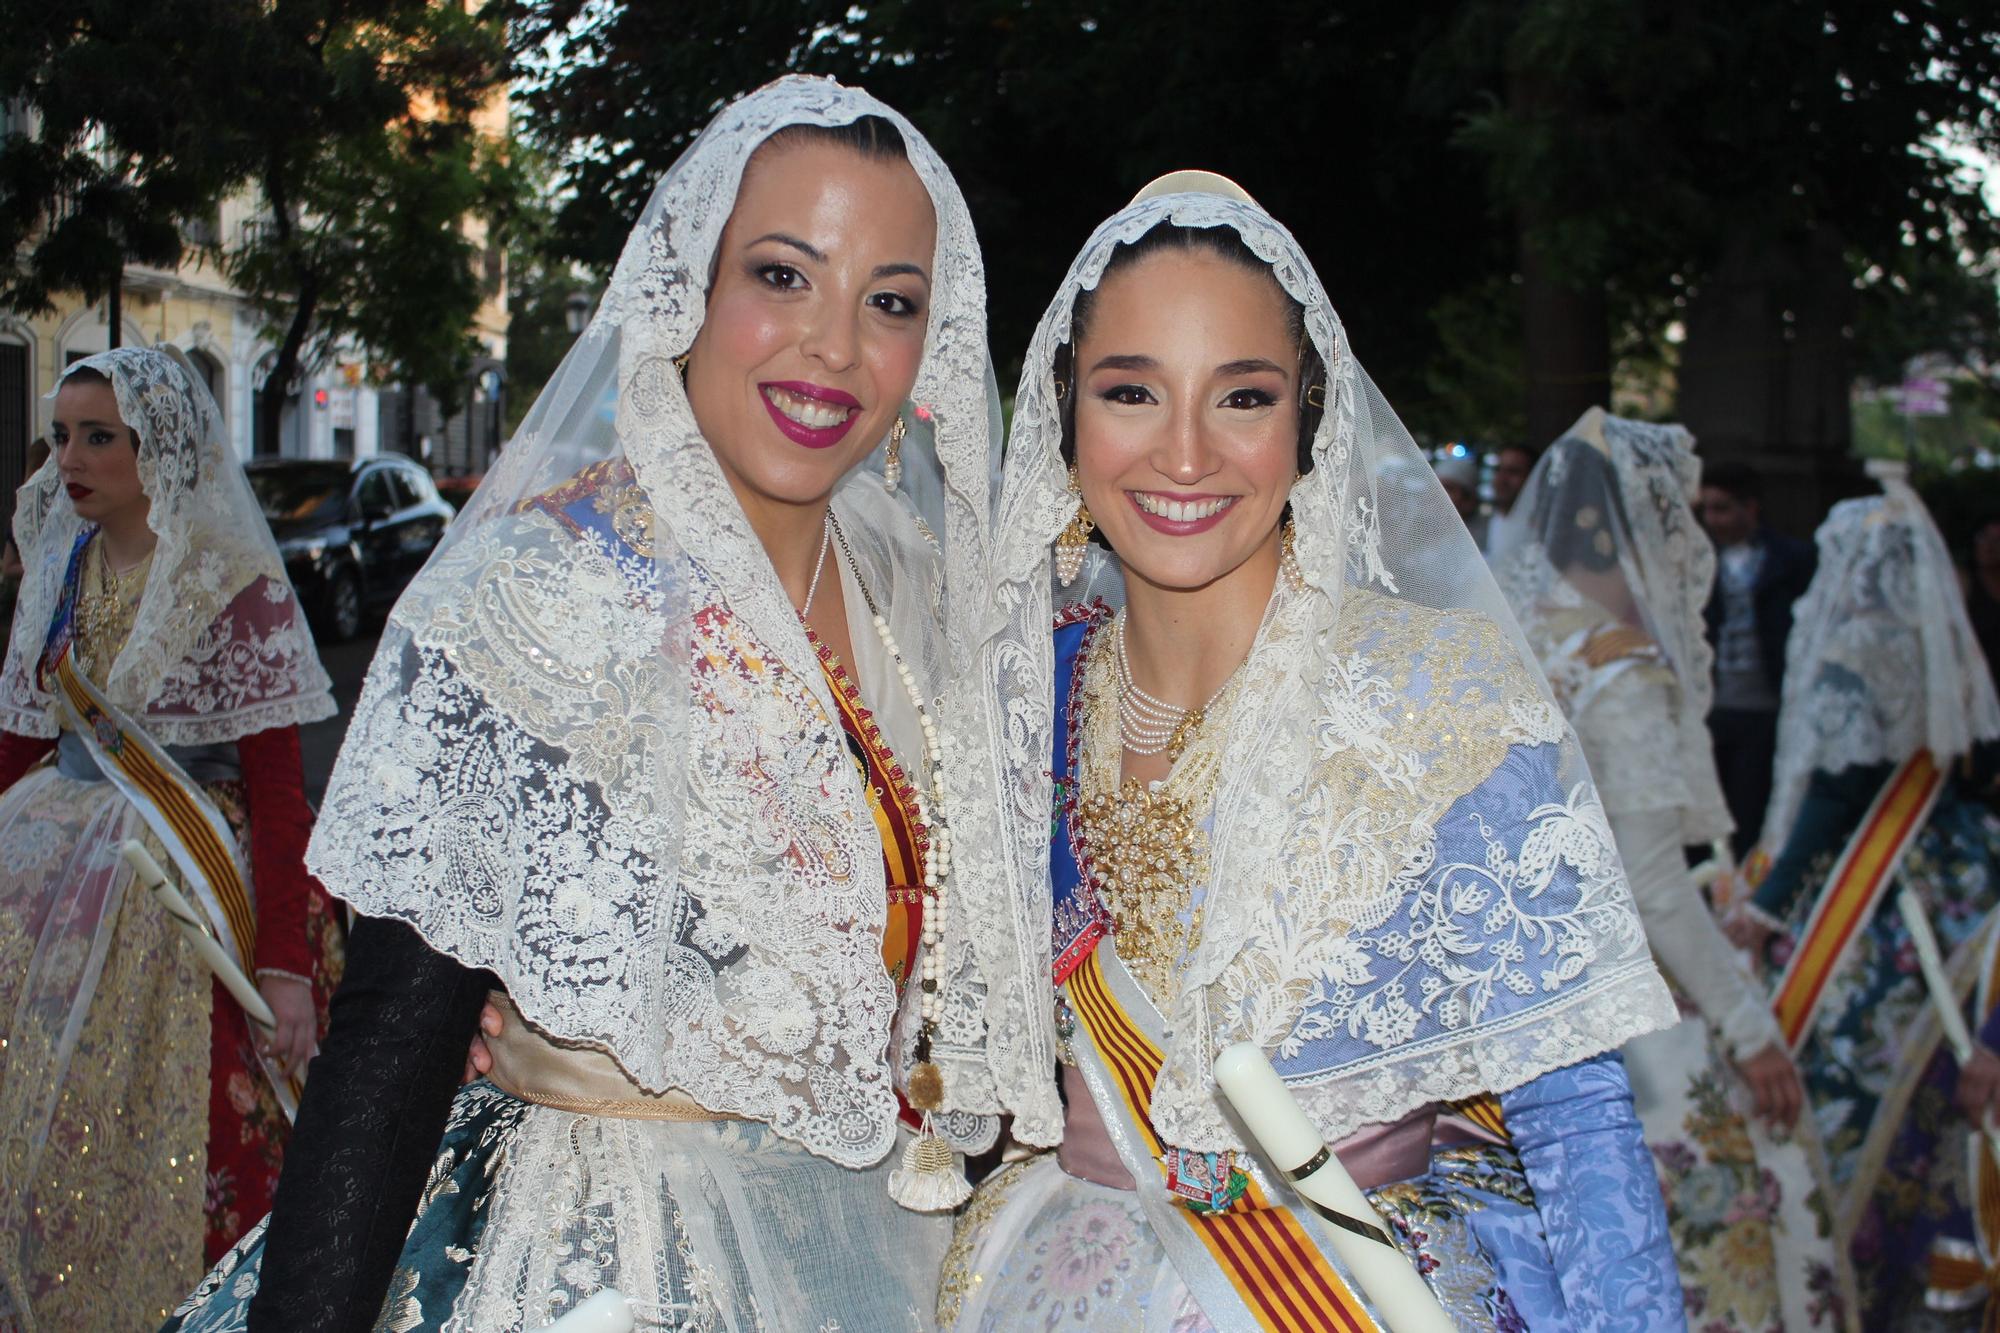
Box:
left=815, top=511, right=966, bottom=1210
left=1114, top=610, right=1245, bottom=759
left=797, top=513, right=834, bottom=618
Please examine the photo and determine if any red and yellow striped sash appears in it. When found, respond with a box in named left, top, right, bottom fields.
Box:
left=810, top=643, right=928, bottom=995
left=1066, top=951, right=1378, bottom=1333
left=54, top=652, right=260, bottom=966
left=1927, top=919, right=2000, bottom=1323
left=1447, top=1093, right=1510, bottom=1142
left=1923, top=1144, right=2000, bottom=1325
left=1773, top=750, right=1944, bottom=1050
left=53, top=650, right=302, bottom=1109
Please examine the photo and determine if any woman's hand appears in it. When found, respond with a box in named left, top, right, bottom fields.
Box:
left=1722, top=905, right=1777, bottom=959
left=256, top=974, right=318, bottom=1075
left=1734, top=1041, right=1805, bottom=1130
left=1958, top=1046, right=2000, bottom=1125
left=462, top=1000, right=504, bottom=1085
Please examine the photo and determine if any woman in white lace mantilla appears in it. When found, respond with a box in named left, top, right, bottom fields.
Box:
left=166, top=76, right=1002, bottom=1333
left=1495, top=411, right=1856, bottom=1330
left=0, top=348, right=340, bottom=1330
left=935, top=176, right=1683, bottom=1331
left=1722, top=462, right=2000, bottom=1328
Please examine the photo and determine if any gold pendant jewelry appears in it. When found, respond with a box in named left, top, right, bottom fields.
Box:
left=884, top=414, right=907, bottom=488
left=905, top=1059, right=944, bottom=1112
left=1056, top=468, right=1095, bottom=587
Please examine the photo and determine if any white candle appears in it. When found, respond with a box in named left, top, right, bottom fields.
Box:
left=1896, top=891, right=2000, bottom=1160
left=121, top=840, right=277, bottom=1029
left=543, top=1289, right=635, bottom=1332
left=1213, top=1043, right=1456, bottom=1333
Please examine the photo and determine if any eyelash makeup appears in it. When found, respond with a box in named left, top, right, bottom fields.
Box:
left=751, top=261, right=920, bottom=318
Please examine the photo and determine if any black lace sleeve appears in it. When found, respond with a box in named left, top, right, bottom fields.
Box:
left=246, top=915, right=491, bottom=1333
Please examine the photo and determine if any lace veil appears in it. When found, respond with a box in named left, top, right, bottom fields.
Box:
left=0, top=346, right=334, bottom=743
left=1759, top=459, right=2000, bottom=857
left=948, top=189, right=1671, bottom=1149
left=306, top=77, right=998, bottom=1167
left=1495, top=409, right=1733, bottom=844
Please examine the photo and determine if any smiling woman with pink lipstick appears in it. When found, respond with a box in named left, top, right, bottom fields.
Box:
left=166, top=76, right=1002, bottom=1333
left=937, top=176, right=1685, bottom=1330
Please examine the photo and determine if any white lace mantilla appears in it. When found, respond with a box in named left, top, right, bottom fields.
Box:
left=951, top=187, right=1675, bottom=1149
left=1147, top=584, right=1668, bottom=1149
left=0, top=347, right=333, bottom=744
left=307, top=77, right=1001, bottom=1169
left=1493, top=411, right=1731, bottom=845
left=1761, top=471, right=2000, bottom=854
left=322, top=489, right=937, bottom=1166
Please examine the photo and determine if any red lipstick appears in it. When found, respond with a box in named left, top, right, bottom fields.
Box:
left=759, top=381, right=861, bottom=450
left=65, top=483, right=93, bottom=501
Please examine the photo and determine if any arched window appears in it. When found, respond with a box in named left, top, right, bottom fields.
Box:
left=186, top=348, right=224, bottom=418
left=250, top=353, right=300, bottom=457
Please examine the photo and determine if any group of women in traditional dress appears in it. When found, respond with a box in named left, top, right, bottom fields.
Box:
left=1496, top=421, right=2000, bottom=1333
left=2, top=72, right=1996, bottom=1333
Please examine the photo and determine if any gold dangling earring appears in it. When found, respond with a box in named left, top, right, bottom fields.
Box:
left=673, top=351, right=691, bottom=382
left=1056, top=467, right=1095, bottom=587
left=884, top=415, right=906, bottom=488
left=1280, top=518, right=1303, bottom=589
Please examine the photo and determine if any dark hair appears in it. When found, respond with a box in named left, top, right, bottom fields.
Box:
left=1701, top=460, right=1763, bottom=507
left=1496, top=442, right=1538, bottom=464
left=56, top=365, right=140, bottom=450
left=1057, top=222, right=1323, bottom=474
left=760, top=114, right=908, bottom=162
left=705, top=116, right=915, bottom=299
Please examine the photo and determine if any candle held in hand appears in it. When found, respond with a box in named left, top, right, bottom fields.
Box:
left=542, top=1288, right=634, bottom=1332
left=1212, top=1042, right=1456, bottom=1333
left=120, top=840, right=276, bottom=1029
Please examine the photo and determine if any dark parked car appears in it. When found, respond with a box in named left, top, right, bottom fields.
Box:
left=246, top=456, right=454, bottom=641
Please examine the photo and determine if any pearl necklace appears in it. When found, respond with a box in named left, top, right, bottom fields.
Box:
left=820, top=511, right=968, bottom=1212
left=1114, top=611, right=1240, bottom=758
left=821, top=514, right=951, bottom=1091
left=798, top=514, right=833, bottom=618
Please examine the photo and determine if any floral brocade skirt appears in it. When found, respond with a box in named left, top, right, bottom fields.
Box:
left=1776, top=798, right=2000, bottom=1329
left=1625, top=1008, right=1854, bottom=1332
left=938, top=1144, right=1556, bottom=1332
left=0, top=765, right=340, bottom=1333
left=168, top=1080, right=952, bottom=1332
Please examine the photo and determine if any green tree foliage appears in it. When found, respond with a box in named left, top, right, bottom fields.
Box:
left=502, top=0, right=1492, bottom=434
left=1423, top=0, right=2000, bottom=440
left=223, top=1, right=521, bottom=452
left=0, top=2, right=248, bottom=320
left=509, top=1, right=1999, bottom=456
left=0, top=0, right=521, bottom=452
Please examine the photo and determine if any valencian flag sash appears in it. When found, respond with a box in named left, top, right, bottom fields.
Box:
left=1063, top=945, right=1387, bottom=1333
left=48, top=647, right=301, bottom=1119
left=1925, top=921, right=2000, bottom=1326
left=1772, top=749, right=1945, bottom=1051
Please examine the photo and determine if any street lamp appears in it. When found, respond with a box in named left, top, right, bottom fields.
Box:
left=564, top=290, right=593, bottom=336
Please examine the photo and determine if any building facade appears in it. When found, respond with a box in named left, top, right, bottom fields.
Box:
left=2, top=103, right=509, bottom=547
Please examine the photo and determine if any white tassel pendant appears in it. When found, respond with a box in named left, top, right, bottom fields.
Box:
left=889, top=1111, right=972, bottom=1212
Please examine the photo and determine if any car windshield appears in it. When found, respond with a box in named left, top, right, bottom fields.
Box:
left=247, top=465, right=350, bottom=523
